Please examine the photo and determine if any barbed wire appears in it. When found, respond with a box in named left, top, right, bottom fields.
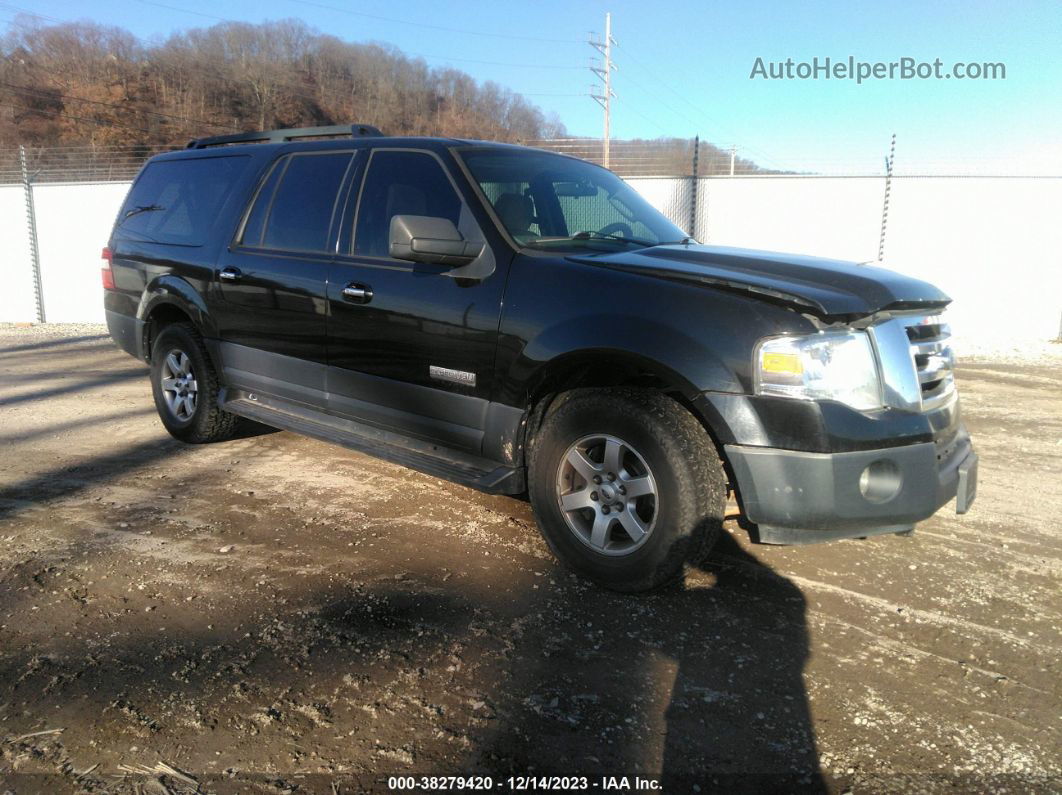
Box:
left=0, top=139, right=1058, bottom=184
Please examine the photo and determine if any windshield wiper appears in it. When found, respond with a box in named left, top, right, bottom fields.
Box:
left=571, top=231, right=658, bottom=247
left=118, top=204, right=164, bottom=224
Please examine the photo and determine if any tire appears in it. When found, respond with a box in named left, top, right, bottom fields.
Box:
left=528, top=388, right=726, bottom=592
left=150, top=322, right=238, bottom=444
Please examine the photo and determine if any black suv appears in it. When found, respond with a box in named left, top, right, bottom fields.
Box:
left=104, top=124, right=977, bottom=591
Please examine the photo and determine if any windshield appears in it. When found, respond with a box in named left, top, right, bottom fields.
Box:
left=459, top=148, right=687, bottom=251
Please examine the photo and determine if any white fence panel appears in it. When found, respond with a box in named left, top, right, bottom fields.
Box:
left=3, top=176, right=1060, bottom=349
left=882, top=177, right=1062, bottom=347
left=625, top=178, right=693, bottom=235
left=0, top=184, right=36, bottom=322
left=32, top=183, right=130, bottom=323
left=695, top=176, right=885, bottom=263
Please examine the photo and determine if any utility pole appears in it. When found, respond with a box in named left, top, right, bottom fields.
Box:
left=590, top=12, right=616, bottom=168
left=729, top=145, right=736, bottom=176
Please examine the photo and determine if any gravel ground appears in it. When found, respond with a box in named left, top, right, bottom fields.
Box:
left=0, top=325, right=1059, bottom=793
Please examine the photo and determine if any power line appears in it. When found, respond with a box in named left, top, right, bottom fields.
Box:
left=611, top=39, right=786, bottom=170
left=411, top=54, right=585, bottom=71
left=282, top=0, right=584, bottom=44
left=1, top=5, right=576, bottom=120
left=99, top=3, right=592, bottom=93
left=4, top=1, right=586, bottom=124
left=0, top=1, right=61, bottom=22
left=133, top=0, right=229, bottom=22
left=611, top=95, right=672, bottom=139
left=134, top=0, right=583, bottom=44
left=0, top=99, right=156, bottom=134
left=611, top=67, right=703, bottom=136
left=4, top=3, right=585, bottom=76
left=611, top=40, right=732, bottom=134
left=0, top=80, right=231, bottom=131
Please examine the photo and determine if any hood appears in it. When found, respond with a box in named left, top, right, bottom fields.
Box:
left=569, top=244, right=951, bottom=318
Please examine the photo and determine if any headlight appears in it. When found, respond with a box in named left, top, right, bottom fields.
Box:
left=755, top=331, right=882, bottom=411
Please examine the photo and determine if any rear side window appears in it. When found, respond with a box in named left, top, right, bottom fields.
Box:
left=354, top=151, right=462, bottom=258
left=240, top=159, right=285, bottom=247
left=117, top=155, right=248, bottom=246
left=247, top=152, right=351, bottom=252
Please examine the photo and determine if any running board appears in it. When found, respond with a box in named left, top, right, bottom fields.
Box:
left=220, top=391, right=525, bottom=495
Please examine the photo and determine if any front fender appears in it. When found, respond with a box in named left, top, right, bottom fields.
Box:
left=520, top=314, right=742, bottom=398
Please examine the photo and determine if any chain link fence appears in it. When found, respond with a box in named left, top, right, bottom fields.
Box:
left=525, top=138, right=756, bottom=178
left=3, top=138, right=1057, bottom=185
left=0, top=137, right=758, bottom=185
left=0, top=138, right=741, bottom=245
left=0, top=144, right=173, bottom=185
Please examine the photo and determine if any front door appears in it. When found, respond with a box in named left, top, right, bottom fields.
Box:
left=326, top=148, right=508, bottom=454
left=214, top=149, right=354, bottom=407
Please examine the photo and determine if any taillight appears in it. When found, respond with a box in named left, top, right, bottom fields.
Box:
left=101, top=246, right=115, bottom=290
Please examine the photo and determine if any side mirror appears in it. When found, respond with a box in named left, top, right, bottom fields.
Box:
left=389, top=215, right=483, bottom=267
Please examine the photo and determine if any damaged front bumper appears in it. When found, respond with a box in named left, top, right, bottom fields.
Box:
left=724, top=427, right=977, bottom=544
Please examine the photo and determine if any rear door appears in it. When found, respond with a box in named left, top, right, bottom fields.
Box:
left=325, top=148, right=508, bottom=453
left=214, top=150, right=354, bottom=408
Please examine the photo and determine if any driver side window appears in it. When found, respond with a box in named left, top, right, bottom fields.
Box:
left=353, top=150, right=463, bottom=258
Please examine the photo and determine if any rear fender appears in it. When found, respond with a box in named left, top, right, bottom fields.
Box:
left=137, top=275, right=215, bottom=357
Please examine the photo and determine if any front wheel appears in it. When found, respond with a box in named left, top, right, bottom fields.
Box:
left=150, top=322, right=238, bottom=444
left=528, top=389, right=726, bottom=592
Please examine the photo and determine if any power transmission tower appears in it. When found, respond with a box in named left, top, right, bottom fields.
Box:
left=590, top=12, right=616, bottom=167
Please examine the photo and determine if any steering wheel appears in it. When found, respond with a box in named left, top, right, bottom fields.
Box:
left=598, top=222, right=634, bottom=239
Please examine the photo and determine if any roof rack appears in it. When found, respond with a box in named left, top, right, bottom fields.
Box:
left=187, top=123, right=385, bottom=149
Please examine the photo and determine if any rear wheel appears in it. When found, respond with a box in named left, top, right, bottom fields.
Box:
left=528, top=388, right=726, bottom=592
left=150, top=322, right=238, bottom=443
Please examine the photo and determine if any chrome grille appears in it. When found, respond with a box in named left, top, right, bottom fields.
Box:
left=904, top=314, right=955, bottom=411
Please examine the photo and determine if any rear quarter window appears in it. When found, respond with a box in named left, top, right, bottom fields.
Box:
left=116, top=155, right=249, bottom=246
left=255, top=152, right=352, bottom=252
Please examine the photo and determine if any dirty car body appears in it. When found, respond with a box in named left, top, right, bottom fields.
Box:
left=103, top=124, right=977, bottom=589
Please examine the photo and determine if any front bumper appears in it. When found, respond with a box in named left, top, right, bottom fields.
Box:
left=725, top=427, right=977, bottom=544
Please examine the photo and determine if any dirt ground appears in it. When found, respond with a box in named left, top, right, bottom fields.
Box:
left=0, top=325, right=1058, bottom=794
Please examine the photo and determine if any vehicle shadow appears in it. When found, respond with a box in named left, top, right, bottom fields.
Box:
left=0, top=369, right=148, bottom=408
left=0, top=416, right=820, bottom=791
left=0, top=333, right=110, bottom=356
left=464, top=529, right=824, bottom=790
left=659, top=532, right=823, bottom=790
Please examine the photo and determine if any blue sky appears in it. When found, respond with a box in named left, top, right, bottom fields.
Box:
left=3, top=0, right=1060, bottom=172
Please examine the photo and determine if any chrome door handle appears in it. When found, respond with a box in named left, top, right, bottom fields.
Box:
left=342, top=283, right=373, bottom=303
left=219, top=267, right=242, bottom=281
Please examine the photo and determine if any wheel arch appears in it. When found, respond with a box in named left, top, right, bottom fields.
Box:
left=518, top=348, right=736, bottom=472
left=137, top=275, right=214, bottom=362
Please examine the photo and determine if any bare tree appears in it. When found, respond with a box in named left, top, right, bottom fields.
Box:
left=0, top=17, right=568, bottom=148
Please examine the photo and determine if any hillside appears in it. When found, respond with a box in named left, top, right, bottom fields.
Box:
left=0, top=18, right=566, bottom=148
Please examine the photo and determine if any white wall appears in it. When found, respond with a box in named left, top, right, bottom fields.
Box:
left=697, top=176, right=884, bottom=263
left=882, top=177, right=1062, bottom=347
left=32, top=183, right=130, bottom=324
left=3, top=177, right=1060, bottom=349
left=0, top=184, right=37, bottom=322
left=630, top=175, right=1062, bottom=349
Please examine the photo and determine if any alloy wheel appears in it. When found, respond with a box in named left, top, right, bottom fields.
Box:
left=160, top=348, right=198, bottom=421
left=556, top=433, right=658, bottom=556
